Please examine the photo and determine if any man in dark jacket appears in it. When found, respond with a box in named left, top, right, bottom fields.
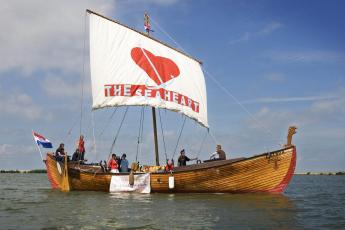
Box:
left=55, top=143, right=66, bottom=162
left=72, top=149, right=80, bottom=161
left=178, top=149, right=197, bottom=166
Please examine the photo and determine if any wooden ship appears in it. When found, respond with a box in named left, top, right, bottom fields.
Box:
left=44, top=10, right=297, bottom=193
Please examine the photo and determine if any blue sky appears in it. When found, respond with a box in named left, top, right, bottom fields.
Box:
left=1, top=0, right=344, bottom=171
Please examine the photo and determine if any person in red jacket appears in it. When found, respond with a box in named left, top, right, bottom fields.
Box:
left=165, top=159, right=174, bottom=172
left=108, top=154, right=119, bottom=173
left=77, top=135, right=85, bottom=161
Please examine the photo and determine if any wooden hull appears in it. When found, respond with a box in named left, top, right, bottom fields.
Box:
left=45, top=146, right=296, bottom=193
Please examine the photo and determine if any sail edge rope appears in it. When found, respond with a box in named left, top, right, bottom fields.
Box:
left=150, top=16, right=284, bottom=146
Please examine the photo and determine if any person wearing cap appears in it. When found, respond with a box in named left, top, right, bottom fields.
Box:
left=178, top=149, right=197, bottom=166
left=210, top=144, right=226, bottom=160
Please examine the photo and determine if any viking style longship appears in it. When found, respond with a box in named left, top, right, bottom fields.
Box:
left=45, top=10, right=297, bottom=193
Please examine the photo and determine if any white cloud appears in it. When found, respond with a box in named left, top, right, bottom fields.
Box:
left=0, top=0, right=114, bottom=76
left=244, top=89, right=345, bottom=133
left=264, top=50, right=345, bottom=63
left=229, top=21, right=283, bottom=45
left=40, top=74, right=91, bottom=98
left=258, top=21, right=283, bottom=36
left=243, top=95, right=339, bottom=104
left=0, top=91, right=42, bottom=120
left=0, top=144, right=35, bottom=156
left=246, top=107, right=296, bottom=134
left=310, top=96, right=345, bottom=114
left=229, top=32, right=251, bottom=44
left=142, top=0, right=179, bottom=5
left=234, top=89, right=345, bottom=159
left=0, top=144, right=42, bottom=170
left=265, top=73, right=285, bottom=82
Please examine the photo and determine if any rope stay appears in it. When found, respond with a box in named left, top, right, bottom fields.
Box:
left=196, top=128, right=209, bottom=159
left=172, top=116, right=187, bottom=159
left=150, top=17, right=185, bottom=53
left=150, top=16, right=283, bottom=146
left=136, top=107, right=145, bottom=162
left=109, top=107, right=129, bottom=158
left=203, top=69, right=284, bottom=146
left=99, top=107, right=118, bottom=137
left=79, top=11, right=88, bottom=136
left=91, top=111, right=98, bottom=161
left=208, top=128, right=219, bottom=144
left=64, top=116, right=78, bottom=144
left=140, top=108, right=145, bottom=158
left=158, top=109, right=168, bottom=162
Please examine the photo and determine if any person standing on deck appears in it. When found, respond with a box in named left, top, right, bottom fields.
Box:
left=120, top=154, right=129, bottom=172
left=210, top=144, right=226, bottom=160
left=108, top=154, right=119, bottom=173
left=77, top=135, right=85, bottom=161
left=116, top=155, right=122, bottom=169
left=178, top=149, right=197, bottom=166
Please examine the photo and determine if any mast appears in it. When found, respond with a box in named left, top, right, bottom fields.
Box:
left=152, top=108, right=159, bottom=166
left=145, top=12, right=160, bottom=166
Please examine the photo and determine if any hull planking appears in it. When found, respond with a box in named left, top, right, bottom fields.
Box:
left=45, top=146, right=296, bottom=194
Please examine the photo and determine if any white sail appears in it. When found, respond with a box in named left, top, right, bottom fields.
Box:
left=89, top=12, right=208, bottom=127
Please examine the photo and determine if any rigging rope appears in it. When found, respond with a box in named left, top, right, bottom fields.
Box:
left=151, top=16, right=283, bottom=146
left=172, top=116, right=187, bottom=159
left=151, top=17, right=185, bottom=53
left=99, top=107, right=118, bottom=137
left=139, top=107, right=145, bottom=159
left=203, top=70, right=283, bottom=146
left=158, top=109, right=168, bottom=162
left=79, top=11, right=87, bottom=136
left=208, top=128, right=219, bottom=144
left=196, top=129, right=209, bottom=158
left=91, top=111, right=97, bottom=161
left=109, top=107, right=129, bottom=159
left=65, top=117, right=78, bottom=140
left=136, top=107, right=145, bottom=162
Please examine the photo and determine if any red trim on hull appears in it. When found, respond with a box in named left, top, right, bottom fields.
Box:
left=268, top=146, right=296, bottom=193
left=45, top=160, right=60, bottom=189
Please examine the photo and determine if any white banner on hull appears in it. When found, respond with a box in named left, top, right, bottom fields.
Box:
left=109, top=173, right=151, bottom=193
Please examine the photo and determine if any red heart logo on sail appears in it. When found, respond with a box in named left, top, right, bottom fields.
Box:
left=131, top=47, right=180, bottom=86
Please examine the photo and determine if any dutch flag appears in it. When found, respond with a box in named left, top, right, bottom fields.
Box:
left=33, top=132, right=53, bottom=148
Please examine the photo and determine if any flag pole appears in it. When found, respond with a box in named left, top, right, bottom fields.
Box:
left=32, top=130, right=44, bottom=161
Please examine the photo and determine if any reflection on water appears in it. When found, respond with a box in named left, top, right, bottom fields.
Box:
left=1, top=174, right=345, bottom=229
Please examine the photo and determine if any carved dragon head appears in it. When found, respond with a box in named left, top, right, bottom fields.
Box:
left=288, top=126, right=297, bottom=135
left=285, top=126, right=297, bottom=147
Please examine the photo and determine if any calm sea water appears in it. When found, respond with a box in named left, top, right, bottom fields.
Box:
left=0, top=174, right=344, bottom=230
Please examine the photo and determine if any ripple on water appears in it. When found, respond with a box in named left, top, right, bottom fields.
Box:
left=3, top=206, right=27, bottom=213
left=1, top=174, right=345, bottom=229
